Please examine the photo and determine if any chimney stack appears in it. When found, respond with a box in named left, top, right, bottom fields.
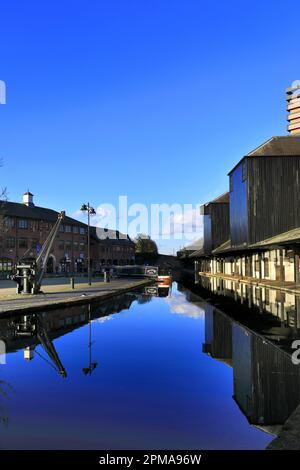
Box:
left=23, top=191, right=34, bottom=207
left=286, top=81, right=300, bottom=134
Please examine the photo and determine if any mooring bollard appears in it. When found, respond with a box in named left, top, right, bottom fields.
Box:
left=70, top=277, right=75, bottom=289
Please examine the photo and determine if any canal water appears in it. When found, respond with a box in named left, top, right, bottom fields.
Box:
left=1, top=278, right=298, bottom=450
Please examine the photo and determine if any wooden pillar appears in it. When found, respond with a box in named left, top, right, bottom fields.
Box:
left=258, top=253, right=262, bottom=280
left=295, top=253, right=300, bottom=284
left=279, top=249, right=285, bottom=282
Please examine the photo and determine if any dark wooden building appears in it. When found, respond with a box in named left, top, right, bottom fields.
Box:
left=200, top=192, right=230, bottom=254
left=229, top=136, right=300, bottom=248
left=233, top=323, right=300, bottom=426
left=202, top=303, right=232, bottom=366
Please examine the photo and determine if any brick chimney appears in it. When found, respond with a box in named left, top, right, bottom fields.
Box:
left=286, top=81, right=300, bottom=134
left=23, top=191, right=34, bottom=207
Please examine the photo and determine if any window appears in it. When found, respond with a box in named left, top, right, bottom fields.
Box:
left=59, top=224, right=65, bottom=233
left=18, top=238, right=28, bottom=248
left=65, top=240, right=72, bottom=250
left=4, top=217, right=15, bottom=228
left=79, top=242, right=85, bottom=251
left=229, top=175, right=233, bottom=192
left=31, top=220, right=40, bottom=231
left=0, top=259, right=13, bottom=271
left=242, top=159, right=247, bottom=182
left=73, top=226, right=79, bottom=234
left=6, top=237, right=15, bottom=248
left=80, top=227, right=86, bottom=235
left=59, top=240, right=65, bottom=250
left=65, top=225, right=72, bottom=233
left=74, top=241, right=79, bottom=250
left=18, top=219, right=28, bottom=229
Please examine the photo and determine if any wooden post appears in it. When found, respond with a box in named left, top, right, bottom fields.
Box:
left=279, top=249, right=285, bottom=282
left=295, top=253, right=300, bottom=284
left=258, top=253, right=262, bottom=280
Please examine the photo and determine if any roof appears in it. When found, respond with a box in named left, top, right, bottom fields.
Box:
left=90, top=226, right=134, bottom=245
left=249, top=226, right=300, bottom=248
left=190, top=226, right=300, bottom=258
left=207, top=192, right=229, bottom=204
left=189, top=247, right=205, bottom=258
left=228, top=135, right=300, bottom=175
left=212, top=239, right=232, bottom=254
left=247, top=136, right=300, bottom=156
left=0, top=200, right=86, bottom=226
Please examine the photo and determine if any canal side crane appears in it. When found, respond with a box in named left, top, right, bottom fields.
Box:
left=13, top=314, right=67, bottom=377
left=11, top=211, right=65, bottom=295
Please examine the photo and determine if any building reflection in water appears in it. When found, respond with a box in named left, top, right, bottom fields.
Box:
left=0, top=284, right=171, bottom=379
left=179, top=276, right=300, bottom=437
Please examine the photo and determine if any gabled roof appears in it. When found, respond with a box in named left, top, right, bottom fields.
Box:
left=228, top=135, right=300, bottom=175
left=0, top=200, right=86, bottom=226
left=247, top=135, right=300, bottom=156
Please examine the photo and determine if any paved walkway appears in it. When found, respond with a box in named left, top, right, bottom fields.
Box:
left=0, top=277, right=152, bottom=316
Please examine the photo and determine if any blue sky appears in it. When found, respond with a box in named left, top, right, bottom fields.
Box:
left=0, top=0, right=299, bottom=253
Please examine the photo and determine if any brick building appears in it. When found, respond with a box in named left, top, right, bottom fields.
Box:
left=0, top=192, right=135, bottom=275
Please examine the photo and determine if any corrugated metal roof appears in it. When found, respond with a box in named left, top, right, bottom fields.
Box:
left=249, top=226, right=300, bottom=248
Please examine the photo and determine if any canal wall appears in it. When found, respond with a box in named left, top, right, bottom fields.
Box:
left=0, top=278, right=153, bottom=317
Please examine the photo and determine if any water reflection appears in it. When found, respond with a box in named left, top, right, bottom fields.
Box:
left=0, top=280, right=280, bottom=449
left=180, top=275, right=300, bottom=436
left=0, top=286, right=171, bottom=378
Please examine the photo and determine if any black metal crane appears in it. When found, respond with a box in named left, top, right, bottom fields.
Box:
left=11, top=211, right=65, bottom=294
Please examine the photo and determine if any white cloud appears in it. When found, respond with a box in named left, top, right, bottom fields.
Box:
left=165, top=293, right=204, bottom=319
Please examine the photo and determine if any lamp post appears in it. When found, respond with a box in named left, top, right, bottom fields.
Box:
left=82, top=304, right=97, bottom=376
left=80, top=203, right=96, bottom=286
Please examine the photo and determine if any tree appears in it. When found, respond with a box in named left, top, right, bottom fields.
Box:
left=134, top=234, right=158, bottom=255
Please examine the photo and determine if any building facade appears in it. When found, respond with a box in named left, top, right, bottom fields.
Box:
left=190, top=135, right=300, bottom=285
left=0, top=192, right=135, bottom=276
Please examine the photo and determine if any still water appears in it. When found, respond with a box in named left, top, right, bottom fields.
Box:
left=0, top=279, right=295, bottom=450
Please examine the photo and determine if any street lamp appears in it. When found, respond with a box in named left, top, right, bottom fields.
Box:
left=82, top=305, right=97, bottom=376
left=80, top=202, right=96, bottom=286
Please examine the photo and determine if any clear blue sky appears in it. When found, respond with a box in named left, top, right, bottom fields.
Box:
left=0, top=0, right=299, bottom=253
